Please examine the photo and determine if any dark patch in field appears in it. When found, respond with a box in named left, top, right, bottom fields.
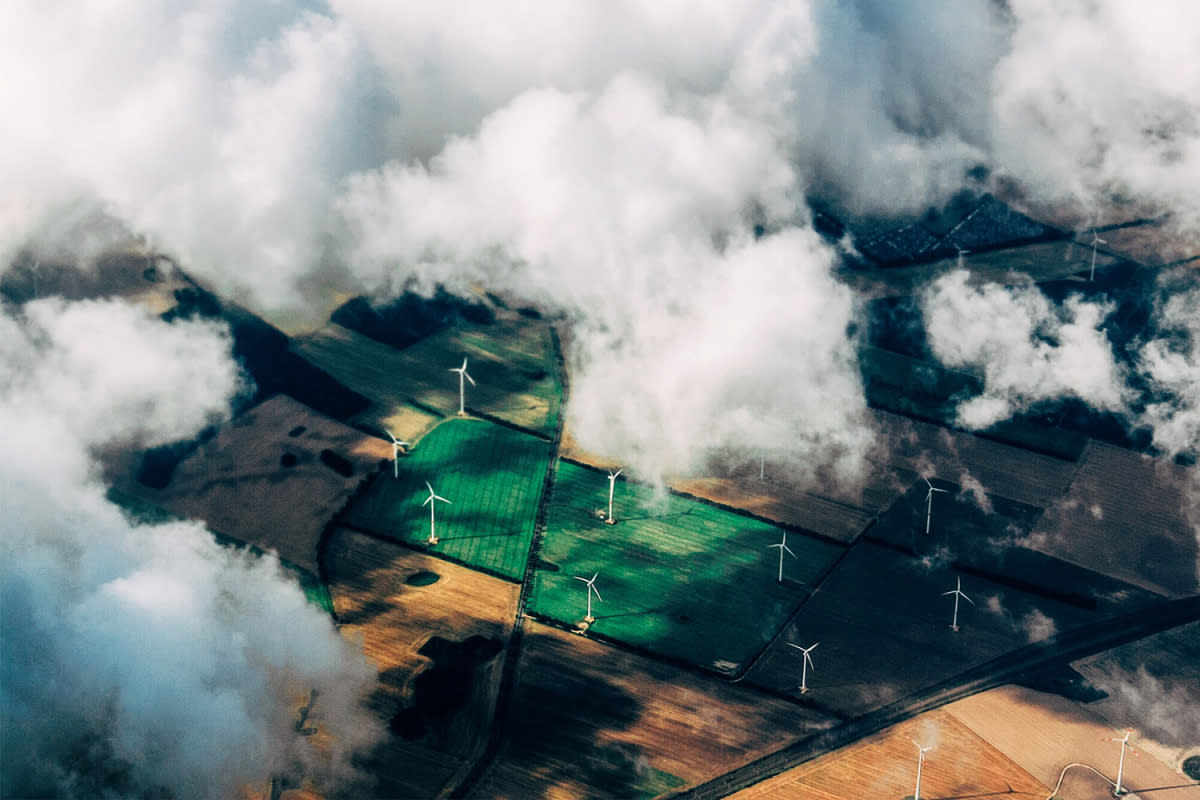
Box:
left=1183, top=756, right=1200, bottom=780
left=388, top=635, right=503, bottom=744
left=1016, top=663, right=1109, bottom=703
left=331, top=288, right=495, bottom=351
left=287, top=425, right=306, bottom=437
left=405, top=570, right=440, bottom=586
left=318, top=449, right=354, bottom=477
left=280, top=453, right=298, bottom=468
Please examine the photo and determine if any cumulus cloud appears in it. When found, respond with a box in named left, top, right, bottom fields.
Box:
left=921, top=271, right=1129, bottom=430
left=993, top=0, right=1200, bottom=234
left=1139, top=287, right=1200, bottom=456
left=338, top=75, right=872, bottom=481
left=0, top=0, right=381, bottom=313
left=0, top=299, right=381, bottom=799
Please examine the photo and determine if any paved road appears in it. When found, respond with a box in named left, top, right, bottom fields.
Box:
left=670, top=594, right=1200, bottom=800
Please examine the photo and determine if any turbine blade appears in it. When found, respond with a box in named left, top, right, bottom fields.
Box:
left=932, top=488, right=948, bottom=493
left=962, top=593, right=974, bottom=604
left=574, top=576, right=588, bottom=584
left=806, top=656, right=815, bottom=672
left=425, top=481, right=434, bottom=493
left=923, top=477, right=933, bottom=489
left=783, top=545, right=797, bottom=558
left=591, top=586, right=602, bottom=602
left=461, top=358, right=468, bottom=371
left=423, top=495, right=432, bottom=506
left=942, top=589, right=955, bottom=596
left=590, top=572, right=599, bottom=582
left=436, top=495, right=451, bottom=504
left=464, top=371, right=476, bottom=386
left=786, top=643, right=803, bottom=651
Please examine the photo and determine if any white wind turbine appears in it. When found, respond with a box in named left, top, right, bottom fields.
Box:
left=912, top=740, right=935, bottom=800
left=386, top=430, right=409, bottom=478
left=942, top=576, right=974, bottom=632
left=786, top=641, right=818, bottom=694
left=28, top=257, right=41, bottom=299
left=1090, top=229, right=1107, bottom=281
left=605, top=469, right=623, bottom=525
left=574, top=572, right=602, bottom=622
left=923, top=477, right=949, bottom=535
left=422, top=481, right=451, bottom=544
left=449, top=357, right=476, bottom=416
left=954, top=244, right=970, bottom=268
left=1103, top=728, right=1139, bottom=796
left=768, top=531, right=797, bottom=583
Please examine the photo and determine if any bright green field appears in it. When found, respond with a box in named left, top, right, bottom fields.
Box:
left=527, top=462, right=846, bottom=672
left=338, top=417, right=552, bottom=580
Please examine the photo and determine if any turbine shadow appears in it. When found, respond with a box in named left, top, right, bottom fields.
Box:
left=591, top=606, right=670, bottom=621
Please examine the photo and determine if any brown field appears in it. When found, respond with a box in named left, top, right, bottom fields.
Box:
left=115, top=394, right=390, bottom=575
left=727, top=708, right=1050, bottom=800
left=1028, top=441, right=1199, bottom=598
left=324, top=528, right=520, bottom=799
left=1088, top=221, right=1200, bottom=268
left=945, top=685, right=1199, bottom=800
left=0, top=246, right=195, bottom=312
left=470, top=621, right=835, bottom=800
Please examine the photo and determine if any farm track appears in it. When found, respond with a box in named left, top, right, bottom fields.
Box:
left=668, top=593, right=1200, bottom=799
left=449, top=326, right=569, bottom=799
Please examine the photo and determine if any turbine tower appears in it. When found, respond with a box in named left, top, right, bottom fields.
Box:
left=767, top=531, right=797, bottom=583
left=1103, top=728, right=1139, bottom=796
left=942, top=576, right=974, bottom=632
left=1090, top=229, right=1107, bottom=281
left=28, top=257, right=41, bottom=299
left=449, top=357, right=476, bottom=416
left=923, top=477, right=949, bottom=535
left=605, top=469, right=623, bottom=525
left=422, top=481, right=451, bottom=544
left=386, top=429, right=409, bottom=478
left=786, top=641, right=818, bottom=694
left=912, top=740, right=935, bottom=800
left=574, top=572, right=602, bottom=622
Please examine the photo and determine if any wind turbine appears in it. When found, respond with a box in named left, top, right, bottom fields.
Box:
left=912, top=740, right=935, bottom=800
left=942, top=576, right=974, bottom=632
left=449, top=357, right=476, bottom=416
left=767, top=531, right=797, bottom=583
left=786, top=641, right=818, bottom=694
left=574, top=572, right=602, bottom=622
left=385, top=430, right=409, bottom=478
left=954, top=244, right=970, bottom=268
left=1090, top=229, right=1107, bottom=281
left=759, top=450, right=766, bottom=481
left=422, top=481, right=451, bottom=544
left=1103, top=728, right=1139, bottom=796
left=922, top=477, right=949, bottom=535
left=605, top=469, right=623, bottom=525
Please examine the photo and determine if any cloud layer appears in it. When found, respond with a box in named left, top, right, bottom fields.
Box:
left=0, top=299, right=380, bottom=798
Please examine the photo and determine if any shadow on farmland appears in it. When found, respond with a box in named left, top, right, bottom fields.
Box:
left=492, top=631, right=664, bottom=800
left=388, top=635, right=504, bottom=751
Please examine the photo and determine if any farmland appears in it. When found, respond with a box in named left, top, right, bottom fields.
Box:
left=114, top=394, right=391, bottom=578
left=726, top=707, right=1050, bottom=800
left=323, top=528, right=520, bottom=800
left=469, top=621, right=834, bottom=800
left=337, top=417, right=552, bottom=580
left=292, top=311, right=562, bottom=439
left=744, top=541, right=1098, bottom=717
left=526, top=461, right=846, bottom=672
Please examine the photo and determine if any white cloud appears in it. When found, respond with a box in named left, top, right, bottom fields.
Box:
left=921, top=271, right=1128, bottom=429
left=0, top=299, right=381, bottom=798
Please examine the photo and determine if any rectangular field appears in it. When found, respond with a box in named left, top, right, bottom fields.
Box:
left=470, top=621, right=834, bottom=800
left=526, top=461, right=846, bottom=672
left=337, top=417, right=551, bottom=580
left=323, top=529, right=520, bottom=799
left=292, top=312, right=562, bottom=438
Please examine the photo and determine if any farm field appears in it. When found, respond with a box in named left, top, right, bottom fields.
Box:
left=946, top=685, right=1197, bottom=800
left=744, top=541, right=1097, bottom=717
left=292, top=311, right=562, bottom=439
left=337, top=417, right=551, bottom=580
left=1070, top=620, right=1200, bottom=772
left=115, top=394, right=390, bottom=577
left=727, top=707, right=1050, bottom=800
left=1028, top=441, right=1200, bottom=598
left=323, top=528, right=520, bottom=799
left=469, top=621, right=834, bottom=800
left=526, top=461, right=846, bottom=672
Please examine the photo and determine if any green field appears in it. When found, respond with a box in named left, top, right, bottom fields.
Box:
left=338, top=417, right=552, bottom=580
left=527, top=462, right=846, bottom=672
left=292, top=314, right=562, bottom=439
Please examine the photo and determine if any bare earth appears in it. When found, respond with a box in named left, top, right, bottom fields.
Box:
left=324, top=528, right=520, bottom=799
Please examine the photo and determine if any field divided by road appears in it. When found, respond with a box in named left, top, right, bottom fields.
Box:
left=526, top=461, right=846, bottom=672
left=337, top=418, right=551, bottom=580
